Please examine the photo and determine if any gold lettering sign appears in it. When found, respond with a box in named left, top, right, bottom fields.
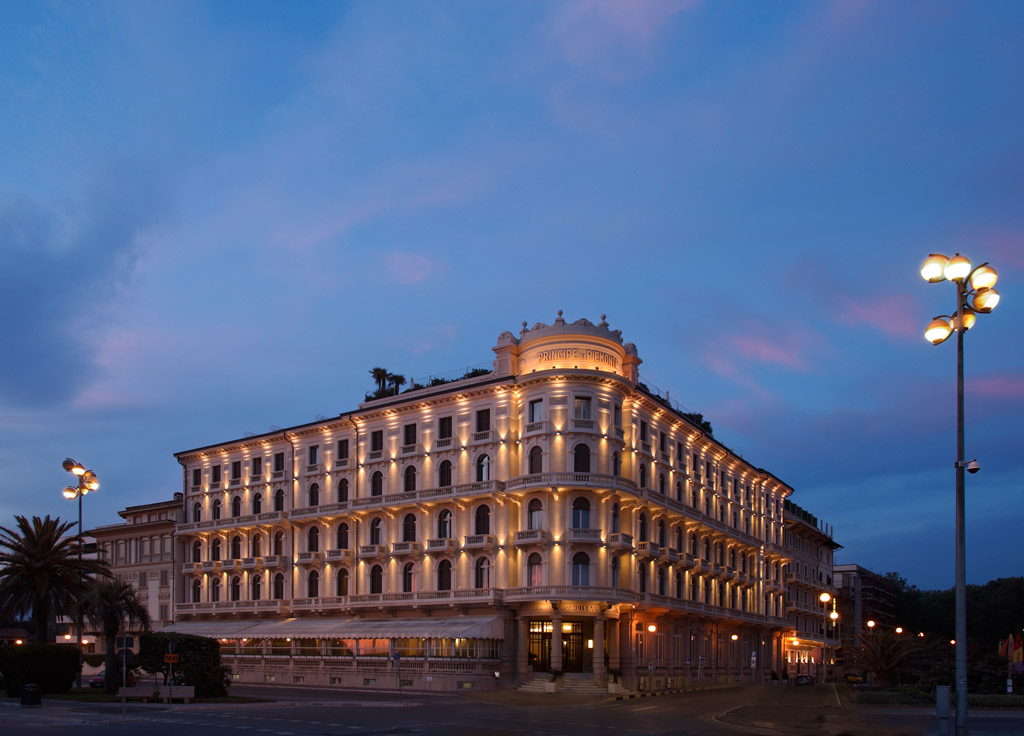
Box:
left=536, top=347, right=619, bottom=368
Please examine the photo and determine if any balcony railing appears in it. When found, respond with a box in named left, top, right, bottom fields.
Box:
left=506, top=472, right=638, bottom=495
left=200, top=561, right=221, bottom=574
left=463, top=534, right=494, bottom=551
left=425, top=538, right=457, bottom=554
left=349, top=480, right=505, bottom=511
left=325, top=549, right=352, bottom=563
left=606, top=532, right=634, bottom=550
left=391, top=541, right=421, bottom=556
left=297, top=551, right=323, bottom=565
left=503, top=585, right=636, bottom=603
left=434, top=437, right=454, bottom=450
left=358, top=544, right=387, bottom=559
left=513, top=529, right=548, bottom=546
left=660, top=547, right=679, bottom=563
left=523, top=420, right=548, bottom=436
left=182, top=562, right=201, bottom=575
left=262, top=555, right=287, bottom=568
left=636, top=541, right=660, bottom=558
left=240, top=557, right=264, bottom=571
left=566, top=528, right=602, bottom=543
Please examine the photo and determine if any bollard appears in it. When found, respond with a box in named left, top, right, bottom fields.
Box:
left=936, top=684, right=951, bottom=736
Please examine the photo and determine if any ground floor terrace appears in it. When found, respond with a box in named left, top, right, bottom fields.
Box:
left=165, top=597, right=788, bottom=692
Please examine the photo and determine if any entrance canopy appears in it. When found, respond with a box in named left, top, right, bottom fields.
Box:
left=159, top=615, right=503, bottom=640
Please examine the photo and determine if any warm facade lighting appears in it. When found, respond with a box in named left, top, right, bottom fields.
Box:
left=647, top=624, right=657, bottom=633
left=944, top=254, right=972, bottom=282
left=920, top=253, right=949, bottom=282
left=730, top=634, right=738, bottom=641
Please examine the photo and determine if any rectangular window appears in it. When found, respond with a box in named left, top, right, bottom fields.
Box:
left=211, top=465, right=221, bottom=484
left=438, top=416, right=453, bottom=439
left=308, top=445, right=319, bottom=465
left=403, top=423, right=416, bottom=446
left=191, top=468, right=201, bottom=487
left=659, top=432, right=667, bottom=452
left=692, top=454, right=700, bottom=481
left=573, top=397, right=591, bottom=420
left=160, top=570, right=168, bottom=586
left=640, top=420, right=648, bottom=442
left=370, top=430, right=384, bottom=452
left=613, top=405, right=622, bottom=428
left=251, top=457, right=262, bottom=476
left=705, top=461, right=712, bottom=485
left=337, top=439, right=349, bottom=459
left=528, top=399, right=543, bottom=423
left=677, top=443, right=684, bottom=465
left=274, top=452, right=285, bottom=472
left=139, top=571, right=147, bottom=586
left=159, top=605, right=168, bottom=621
left=231, top=460, right=241, bottom=480
left=475, top=409, right=490, bottom=432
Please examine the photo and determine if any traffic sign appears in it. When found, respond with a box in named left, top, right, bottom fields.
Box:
left=164, top=653, right=179, bottom=664
left=118, top=649, right=135, bottom=667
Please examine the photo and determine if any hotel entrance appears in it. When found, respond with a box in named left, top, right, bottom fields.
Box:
left=528, top=620, right=589, bottom=673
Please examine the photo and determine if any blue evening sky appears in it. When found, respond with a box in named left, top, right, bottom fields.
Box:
left=1, top=1, right=1021, bottom=590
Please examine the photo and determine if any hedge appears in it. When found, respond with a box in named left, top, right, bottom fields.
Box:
left=138, top=632, right=229, bottom=697
left=0, top=643, right=80, bottom=696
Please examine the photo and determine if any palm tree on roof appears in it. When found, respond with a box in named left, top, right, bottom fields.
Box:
left=370, top=367, right=389, bottom=393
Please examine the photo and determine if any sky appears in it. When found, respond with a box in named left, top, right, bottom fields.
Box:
left=1, top=1, right=1021, bottom=592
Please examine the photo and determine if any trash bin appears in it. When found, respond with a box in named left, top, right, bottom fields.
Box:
left=20, top=683, right=42, bottom=708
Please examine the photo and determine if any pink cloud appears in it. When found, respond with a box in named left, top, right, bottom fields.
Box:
left=701, top=348, right=776, bottom=400
left=834, top=293, right=920, bottom=340
left=970, top=375, right=1024, bottom=400
left=726, top=333, right=810, bottom=371
left=382, top=251, right=446, bottom=286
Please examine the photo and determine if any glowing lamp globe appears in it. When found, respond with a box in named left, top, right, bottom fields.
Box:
left=944, top=254, right=972, bottom=282
left=920, top=254, right=949, bottom=282
left=63, top=487, right=78, bottom=500
left=924, top=316, right=953, bottom=345
left=971, top=287, right=1000, bottom=313
left=968, top=264, right=998, bottom=291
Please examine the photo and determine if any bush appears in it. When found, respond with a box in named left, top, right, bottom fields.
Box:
left=138, top=632, right=229, bottom=697
left=0, top=643, right=80, bottom=695
left=83, top=654, right=106, bottom=668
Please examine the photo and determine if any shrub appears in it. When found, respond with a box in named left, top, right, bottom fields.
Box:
left=138, top=632, right=229, bottom=697
left=0, top=643, right=80, bottom=695
left=83, top=654, right=106, bottom=668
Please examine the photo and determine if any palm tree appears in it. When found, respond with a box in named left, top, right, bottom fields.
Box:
left=857, top=628, right=938, bottom=687
left=370, top=367, right=389, bottom=393
left=0, top=515, right=111, bottom=643
left=388, top=373, right=406, bottom=395
left=75, top=579, right=151, bottom=693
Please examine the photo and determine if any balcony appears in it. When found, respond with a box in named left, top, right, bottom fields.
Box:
left=470, top=429, right=493, bottom=444
left=710, top=563, right=726, bottom=578
left=506, top=472, right=638, bottom=496
left=566, top=528, right=602, bottom=544
left=262, top=555, right=287, bottom=568
left=425, top=538, right=457, bottom=554
left=463, top=534, right=495, bottom=551
left=223, top=558, right=242, bottom=572
left=400, top=443, right=418, bottom=455
left=345, top=588, right=504, bottom=609
left=636, top=541, right=660, bottom=558
left=504, top=585, right=635, bottom=604
left=660, top=547, right=679, bottom=563
left=613, top=426, right=625, bottom=439
left=182, top=562, right=201, bottom=575
left=571, top=418, right=597, bottom=433
left=240, top=557, right=264, bottom=571
left=513, top=529, right=548, bottom=547
left=358, top=544, right=387, bottom=560
left=289, top=505, right=321, bottom=521
left=367, top=450, right=384, bottom=461
left=676, top=552, right=696, bottom=569
left=305, top=463, right=321, bottom=475
left=391, top=541, right=421, bottom=556
left=523, top=420, right=549, bottom=437
left=200, top=561, right=221, bottom=574
left=325, top=549, right=352, bottom=564
left=434, top=437, right=454, bottom=451
left=297, top=551, right=323, bottom=566
left=606, top=532, right=633, bottom=551
left=335, top=458, right=349, bottom=469
left=256, top=510, right=288, bottom=525
left=272, top=470, right=285, bottom=480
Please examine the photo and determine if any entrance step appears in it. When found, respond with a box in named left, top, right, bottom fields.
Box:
left=516, top=675, right=612, bottom=695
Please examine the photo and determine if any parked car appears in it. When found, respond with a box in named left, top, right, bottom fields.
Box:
left=793, top=674, right=814, bottom=687
left=88, top=670, right=135, bottom=688
left=843, top=673, right=864, bottom=684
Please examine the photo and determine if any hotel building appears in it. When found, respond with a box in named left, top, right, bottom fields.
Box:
left=168, top=313, right=827, bottom=691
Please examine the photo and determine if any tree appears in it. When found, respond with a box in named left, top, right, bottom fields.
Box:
left=388, top=373, right=406, bottom=395
left=370, top=367, right=389, bottom=393
left=857, top=629, right=938, bottom=687
left=0, top=515, right=111, bottom=643
left=75, top=578, right=151, bottom=693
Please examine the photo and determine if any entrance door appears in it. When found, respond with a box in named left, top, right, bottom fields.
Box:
left=561, top=621, right=584, bottom=672
left=528, top=621, right=551, bottom=672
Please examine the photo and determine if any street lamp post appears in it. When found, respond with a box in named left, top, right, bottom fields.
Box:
left=829, top=606, right=839, bottom=683
left=819, top=592, right=832, bottom=683
left=921, top=253, right=1000, bottom=736
left=62, top=458, right=99, bottom=689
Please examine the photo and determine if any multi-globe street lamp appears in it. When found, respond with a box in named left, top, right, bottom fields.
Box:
left=62, top=458, right=99, bottom=688
left=819, top=592, right=832, bottom=683
left=920, top=252, right=1000, bottom=736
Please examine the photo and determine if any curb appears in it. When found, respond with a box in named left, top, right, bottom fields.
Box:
left=615, top=683, right=736, bottom=701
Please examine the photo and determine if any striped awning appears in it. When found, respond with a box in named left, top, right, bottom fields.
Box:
left=159, top=614, right=503, bottom=640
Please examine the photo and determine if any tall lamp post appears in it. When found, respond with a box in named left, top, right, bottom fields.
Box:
left=829, top=605, right=839, bottom=683
left=62, top=458, right=99, bottom=689
left=819, top=592, right=832, bottom=683
left=921, top=253, right=1001, bottom=736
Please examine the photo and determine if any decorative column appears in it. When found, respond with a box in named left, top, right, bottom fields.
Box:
left=609, top=617, right=621, bottom=671
left=551, top=612, right=563, bottom=672
left=517, top=616, right=528, bottom=677
left=593, top=617, right=606, bottom=676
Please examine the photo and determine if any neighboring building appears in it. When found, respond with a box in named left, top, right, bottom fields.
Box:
left=169, top=313, right=820, bottom=691
left=781, top=499, right=841, bottom=681
left=833, top=563, right=897, bottom=666
left=87, top=497, right=183, bottom=650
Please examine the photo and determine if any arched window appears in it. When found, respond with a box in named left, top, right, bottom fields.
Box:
left=611, top=556, right=620, bottom=587
left=337, top=477, right=349, bottom=502
left=230, top=575, right=241, bottom=601
left=658, top=520, right=666, bottom=547
left=474, top=505, right=490, bottom=535
left=527, top=498, right=543, bottom=530
left=192, top=503, right=201, bottom=523
left=474, top=557, right=490, bottom=589
left=573, top=444, right=591, bottom=473
left=231, top=496, right=241, bottom=517
left=337, top=568, right=349, bottom=596
left=274, top=489, right=285, bottom=511
left=527, top=553, right=543, bottom=587
left=638, top=514, right=648, bottom=543
left=690, top=534, right=698, bottom=557
left=337, top=523, right=349, bottom=549
left=273, top=531, right=285, bottom=556
left=571, top=552, right=590, bottom=586
left=675, top=572, right=683, bottom=599
left=251, top=575, right=262, bottom=601
left=212, top=538, right=222, bottom=561
left=611, top=503, right=621, bottom=533
left=676, top=481, right=682, bottom=500
left=273, top=573, right=285, bottom=600
left=638, top=465, right=647, bottom=489
left=402, top=513, right=417, bottom=542
left=438, top=460, right=452, bottom=487
left=191, top=579, right=201, bottom=603
left=370, top=564, right=383, bottom=594
left=703, top=539, right=711, bottom=561
left=437, top=559, right=453, bottom=591
left=675, top=527, right=683, bottom=552
left=308, top=570, right=319, bottom=598
left=658, top=473, right=666, bottom=494
left=212, top=499, right=222, bottom=520
left=657, top=567, right=667, bottom=596
left=476, top=454, right=490, bottom=482
left=729, top=549, right=736, bottom=568
left=571, top=497, right=591, bottom=529
left=404, top=466, right=416, bottom=493
left=437, top=510, right=452, bottom=539
left=637, top=563, right=647, bottom=594
left=402, top=562, right=415, bottom=593
left=192, top=540, right=202, bottom=563
left=252, top=534, right=263, bottom=557
left=690, top=577, right=698, bottom=601
left=370, top=518, right=383, bottom=545
left=252, top=493, right=262, bottom=514
left=371, top=471, right=384, bottom=497
left=612, top=451, right=620, bottom=476
left=691, top=487, right=699, bottom=507
left=528, top=446, right=543, bottom=474
left=307, top=526, right=319, bottom=553
left=308, top=483, right=320, bottom=507
left=211, top=577, right=221, bottom=602
left=231, top=535, right=242, bottom=560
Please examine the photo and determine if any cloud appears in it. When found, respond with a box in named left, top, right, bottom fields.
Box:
left=971, top=374, right=1024, bottom=400
left=382, top=252, right=446, bottom=286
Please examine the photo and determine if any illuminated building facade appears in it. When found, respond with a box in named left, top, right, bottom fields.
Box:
left=170, top=313, right=814, bottom=691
